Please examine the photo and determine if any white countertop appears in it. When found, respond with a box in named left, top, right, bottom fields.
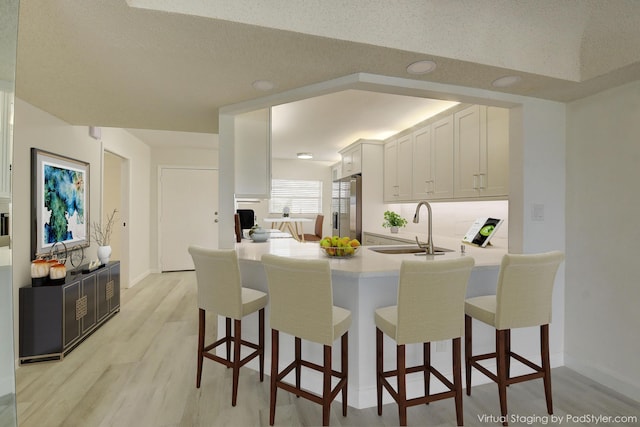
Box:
left=235, top=233, right=506, bottom=277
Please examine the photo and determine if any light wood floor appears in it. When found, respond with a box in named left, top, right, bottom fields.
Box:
left=15, top=271, right=640, bottom=427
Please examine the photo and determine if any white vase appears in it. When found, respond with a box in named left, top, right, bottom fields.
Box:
left=390, top=226, right=399, bottom=234
left=97, top=245, right=112, bottom=265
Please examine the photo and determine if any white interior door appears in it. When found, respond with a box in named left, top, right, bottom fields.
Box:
left=160, top=167, right=218, bottom=271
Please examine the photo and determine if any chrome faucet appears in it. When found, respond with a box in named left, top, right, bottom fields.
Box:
left=413, top=201, right=435, bottom=255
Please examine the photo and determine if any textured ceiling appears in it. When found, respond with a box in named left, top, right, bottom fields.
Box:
left=14, top=0, right=640, bottom=146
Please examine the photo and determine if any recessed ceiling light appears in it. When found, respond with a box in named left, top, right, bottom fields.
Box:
left=406, top=60, right=437, bottom=75
left=296, top=152, right=313, bottom=160
left=252, top=80, right=275, bottom=91
left=492, top=75, right=522, bottom=88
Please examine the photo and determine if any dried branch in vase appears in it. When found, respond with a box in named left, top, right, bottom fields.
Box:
left=92, top=209, right=118, bottom=246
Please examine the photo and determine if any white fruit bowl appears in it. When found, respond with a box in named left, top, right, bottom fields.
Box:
left=320, top=246, right=359, bottom=259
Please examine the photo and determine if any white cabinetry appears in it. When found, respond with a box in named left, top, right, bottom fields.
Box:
left=431, top=116, right=455, bottom=199
left=341, top=144, right=362, bottom=177
left=331, top=162, right=342, bottom=181
left=384, top=135, right=412, bottom=202
left=454, top=105, right=508, bottom=199
left=412, top=117, right=455, bottom=200
left=383, top=139, right=398, bottom=201
left=412, top=125, right=431, bottom=199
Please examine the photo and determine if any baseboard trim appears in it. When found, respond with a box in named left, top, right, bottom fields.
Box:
left=565, top=355, right=640, bottom=403
left=128, top=270, right=151, bottom=288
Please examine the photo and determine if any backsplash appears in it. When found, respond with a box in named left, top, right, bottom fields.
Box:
left=388, top=200, right=509, bottom=241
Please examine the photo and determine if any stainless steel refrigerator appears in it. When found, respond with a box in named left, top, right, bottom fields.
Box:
left=331, top=174, right=362, bottom=241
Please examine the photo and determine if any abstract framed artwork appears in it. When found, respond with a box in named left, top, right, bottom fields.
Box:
left=31, top=148, right=90, bottom=258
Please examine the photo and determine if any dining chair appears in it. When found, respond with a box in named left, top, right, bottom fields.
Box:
left=188, top=246, right=268, bottom=406
left=298, top=214, right=324, bottom=242
left=261, top=254, right=351, bottom=426
left=464, top=251, right=564, bottom=426
left=375, top=257, right=474, bottom=426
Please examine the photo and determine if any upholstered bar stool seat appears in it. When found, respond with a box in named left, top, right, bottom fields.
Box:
left=465, top=251, right=564, bottom=427
left=262, top=254, right=352, bottom=427
left=188, top=246, right=267, bottom=407
left=375, top=257, right=475, bottom=426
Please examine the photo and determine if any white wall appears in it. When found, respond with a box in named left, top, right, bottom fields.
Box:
left=565, top=80, right=640, bottom=401
left=150, top=146, right=218, bottom=271
left=101, top=127, right=152, bottom=287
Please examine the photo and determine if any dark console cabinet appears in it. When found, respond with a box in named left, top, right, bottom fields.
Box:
left=19, top=261, right=120, bottom=363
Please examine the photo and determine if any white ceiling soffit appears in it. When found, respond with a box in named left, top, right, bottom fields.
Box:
left=125, top=129, right=218, bottom=149
left=271, top=89, right=458, bottom=162
left=128, top=0, right=640, bottom=83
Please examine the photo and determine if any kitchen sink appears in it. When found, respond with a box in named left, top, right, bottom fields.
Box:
left=368, top=245, right=454, bottom=255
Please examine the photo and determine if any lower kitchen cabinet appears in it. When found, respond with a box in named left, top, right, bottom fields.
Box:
left=19, top=261, right=120, bottom=364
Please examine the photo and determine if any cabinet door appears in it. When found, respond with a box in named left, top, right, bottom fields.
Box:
left=97, top=268, right=110, bottom=322
left=383, top=140, right=398, bottom=202
left=81, top=275, right=97, bottom=334
left=341, top=145, right=362, bottom=177
left=454, top=105, right=484, bottom=198
left=412, top=125, right=432, bottom=200
left=62, top=282, right=81, bottom=348
left=350, top=146, right=362, bottom=175
left=109, top=262, right=121, bottom=312
left=396, top=135, right=413, bottom=200
left=482, top=107, right=509, bottom=197
left=431, top=116, right=455, bottom=199
left=341, top=150, right=352, bottom=176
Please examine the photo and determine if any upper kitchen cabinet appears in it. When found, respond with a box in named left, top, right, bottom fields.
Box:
left=384, top=135, right=412, bottom=202
left=412, top=116, right=455, bottom=200
left=453, top=105, right=508, bottom=199
left=340, top=144, right=362, bottom=177
left=331, top=161, right=342, bottom=181
left=234, top=108, right=271, bottom=198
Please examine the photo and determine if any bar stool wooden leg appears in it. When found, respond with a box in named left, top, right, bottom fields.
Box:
left=197, top=308, right=205, bottom=388
left=453, top=337, right=463, bottom=426
left=232, top=319, right=242, bottom=407
left=270, top=330, right=279, bottom=426
left=505, top=329, right=511, bottom=382
left=376, top=328, right=383, bottom=415
left=465, top=315, right=472, bottom=396
left=424, top=342, right=431, bottom=405
left=226, top=317, right=232, bottom=362
left=323, top=344, right=332, bottom=426
left=295, top=337, right=302, bottom=396
left=397, top=344, right=407, bottom=426
left=541, top=324, right=553, bottom=414
left=342, top=332, right=348, bottom=416
left=496, top=329, right=508, bottom=426
left=259, top=308, right=265, bottom=382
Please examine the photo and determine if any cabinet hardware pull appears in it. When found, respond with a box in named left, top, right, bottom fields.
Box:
left=479, top=173, right=486, bottom=189
left=106, top=281, right=114, bottom=300
left=76, top=295, right=88, bottom=320
left=473, top=174, right=479, bottom=190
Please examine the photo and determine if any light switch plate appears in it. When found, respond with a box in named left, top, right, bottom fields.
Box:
left=532, top=203, right=545, bottom=221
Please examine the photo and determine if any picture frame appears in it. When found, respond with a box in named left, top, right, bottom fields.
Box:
left=31, top=148, right=90, bottom=258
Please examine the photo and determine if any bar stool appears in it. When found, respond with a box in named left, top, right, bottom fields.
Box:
left=464, top=251, right=564, bottom=426
left=375, top=257, right=475, bottom=426
left=188, top=246, right=268, bottom=406
left=261, top=254, right=351, bottom=427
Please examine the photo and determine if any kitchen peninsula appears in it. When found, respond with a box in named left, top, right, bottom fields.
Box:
left=229, top=237, right=507, bottom=409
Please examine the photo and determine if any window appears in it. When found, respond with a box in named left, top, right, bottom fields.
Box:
left=270, top=179, right=322, bottom=214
